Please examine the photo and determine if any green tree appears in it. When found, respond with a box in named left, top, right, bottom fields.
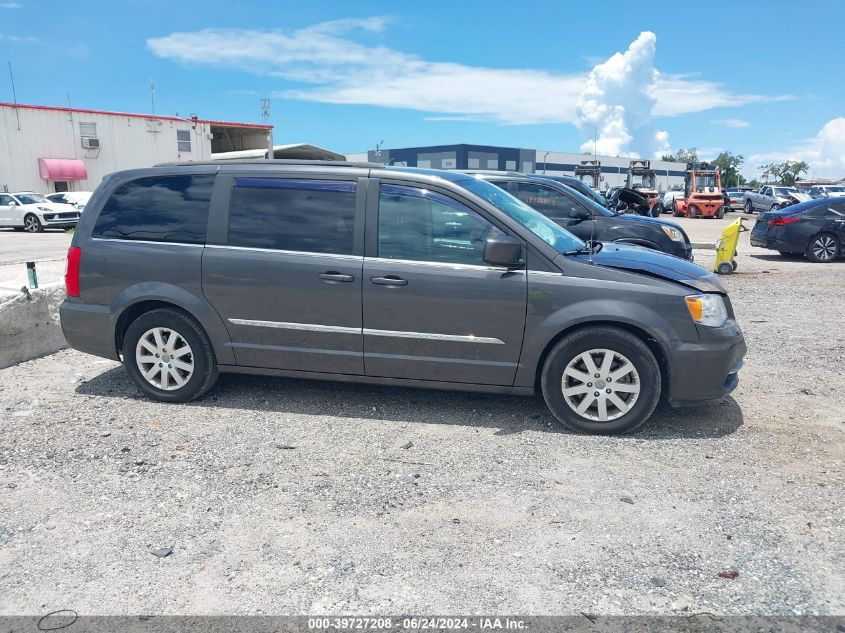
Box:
left=661, top=147, right=699, bottom=163
left=758, top=160, right=809, bottom=186
left=712, top=151, right=745, bottom=187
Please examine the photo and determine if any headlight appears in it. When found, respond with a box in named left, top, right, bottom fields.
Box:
left=685, top=294, right=728, bottom=327
left=38, top=206, right=51, bottom=212
left=661, top=225, right=685, bottom=242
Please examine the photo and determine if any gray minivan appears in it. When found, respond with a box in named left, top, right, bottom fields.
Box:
left=61, top=161, right=746, bottom=435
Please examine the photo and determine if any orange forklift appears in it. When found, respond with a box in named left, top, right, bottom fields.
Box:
left=626, top=159, right=660, bottom=216
left=574, top=160, right=601, bottom=191
left=673, top=162, right=725, bottom=219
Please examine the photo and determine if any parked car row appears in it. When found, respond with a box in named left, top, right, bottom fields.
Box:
left=741, top=185, right=811, bottom=214
left=0, top=190, right=92, bottom=232
left=60, top=160, right=746, bottom=435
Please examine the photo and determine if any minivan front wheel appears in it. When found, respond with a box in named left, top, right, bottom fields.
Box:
left=541, top=327, right=661, bottom=435
left=122, top=308, right=218, bottom=402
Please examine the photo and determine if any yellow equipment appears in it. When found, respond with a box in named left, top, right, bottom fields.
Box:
left=713, top=217, right=748, bottom=275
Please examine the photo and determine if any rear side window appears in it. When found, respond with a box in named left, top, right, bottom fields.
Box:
left=227, top=178, right=356, bottom=254
left=93, top=174, right=214, bottom=244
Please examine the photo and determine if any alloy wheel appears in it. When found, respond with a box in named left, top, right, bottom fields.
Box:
left=561, top=348, right=641, bottom=422
left=24, top=215, right=41, bottom=232
left=135, top=327, right=194, bottom=390
left=812, top=236, right=837, bottom=262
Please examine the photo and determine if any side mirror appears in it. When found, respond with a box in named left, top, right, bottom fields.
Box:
left=572, top=208, right=591, bottom=221
left=483, top=235, right=524, bottom=268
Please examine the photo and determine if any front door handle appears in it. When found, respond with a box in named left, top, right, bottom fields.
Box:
left=370, top=275, right=408, bottom=286
left=318, top=271, right=354, bottom=283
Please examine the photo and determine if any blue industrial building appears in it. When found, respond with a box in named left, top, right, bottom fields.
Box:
left=347, top=143, right=687, bottom=191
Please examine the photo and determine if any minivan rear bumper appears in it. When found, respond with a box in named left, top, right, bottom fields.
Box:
left=60, top=300, right=119, bottom=360
left=665, top=320, right=746, bottom=406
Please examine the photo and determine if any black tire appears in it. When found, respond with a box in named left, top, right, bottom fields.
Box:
left=717, top=262, right=733, bottom=275
left=716, top=207, right=725, bottom=219
left=806, top=233, right=839, bottom=263
left=731, top=259, right=738, bottom=271
left=689, top=205, right=701, bottom=218
left=771, top=204, right=781, bottom=212
left=745, top=199, right=754, bottom=214
left=23, top=214, right=43, bottom=233
left=121, top=308, right=219, bottom=403
left=540, top=327, right=662, bottom=435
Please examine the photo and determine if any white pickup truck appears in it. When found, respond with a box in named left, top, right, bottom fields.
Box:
left=742, top=185, right=812, bottom=213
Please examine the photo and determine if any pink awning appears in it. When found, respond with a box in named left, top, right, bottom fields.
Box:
left=38, top=158, right=88, bottom=180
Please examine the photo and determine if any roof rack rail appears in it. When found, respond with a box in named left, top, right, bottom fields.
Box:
left=153, top=159, right=385, bottom=168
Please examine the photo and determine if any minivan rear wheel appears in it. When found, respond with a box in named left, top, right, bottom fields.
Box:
left=541, top=327, right=661, bottom=435
left=121, top=308, right=218, bottom=402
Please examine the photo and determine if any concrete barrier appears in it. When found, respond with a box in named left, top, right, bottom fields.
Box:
left=0, top=284, right=67, bottom=369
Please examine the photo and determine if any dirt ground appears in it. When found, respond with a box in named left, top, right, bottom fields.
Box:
left=0, top=224, right=842, bottom=616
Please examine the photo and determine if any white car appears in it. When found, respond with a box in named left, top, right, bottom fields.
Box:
left=46, top=191, right=93, bottom=211
left=807, top=185, right=845, bottom=199
left=660, top=190, right=684, bottom=214
left=0, top=191, right=81, bottom=232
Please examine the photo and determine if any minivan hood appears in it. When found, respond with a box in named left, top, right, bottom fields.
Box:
left=573, top=242, right=725, bottom=293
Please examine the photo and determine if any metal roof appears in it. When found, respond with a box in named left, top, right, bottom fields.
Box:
left=0, top=101, right=273, bottom=129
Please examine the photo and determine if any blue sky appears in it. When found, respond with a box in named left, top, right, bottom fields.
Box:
left=2, top=0, right=844, bottom=176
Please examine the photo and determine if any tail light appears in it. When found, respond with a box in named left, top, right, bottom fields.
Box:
left=768, top=216, right=800, bottom=226
left=65, top=246, right=81, bottom=297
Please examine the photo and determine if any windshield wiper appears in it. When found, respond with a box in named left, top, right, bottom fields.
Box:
left=563, top=243, right=595, bottom=256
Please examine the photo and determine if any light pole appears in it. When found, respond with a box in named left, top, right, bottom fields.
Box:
left=543, top=151, right=550, bottom=174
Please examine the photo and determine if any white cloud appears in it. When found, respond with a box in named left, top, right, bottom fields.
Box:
left=574, top=32, right=670, bottom=158
left=712, top=118, right=750, bottom=128
left=147, top=20, right=791, bottom=153
left=0, top=33, right=39, bottom=43
left=747, top=118, right=845, bottom=179
left=0, top=2, right=22, bottom=8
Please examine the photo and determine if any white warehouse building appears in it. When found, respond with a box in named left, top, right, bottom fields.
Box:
left=0, top=102, right=274, bottom=194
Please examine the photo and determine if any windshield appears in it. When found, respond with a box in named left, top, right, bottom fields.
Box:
left=774, top=188, right=798, bottom=197
left=827, top=186, right=845, bottom=192
left=15, top=193, right=47, bottom=204
left=459, top=178, right=586, bottom=253
left=694, top=174, right=717, bottom=190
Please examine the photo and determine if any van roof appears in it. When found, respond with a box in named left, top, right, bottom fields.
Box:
left=152, top=160, right=478, bottom=184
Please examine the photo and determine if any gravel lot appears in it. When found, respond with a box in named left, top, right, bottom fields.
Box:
left=0, top=223, right=843, bottom=616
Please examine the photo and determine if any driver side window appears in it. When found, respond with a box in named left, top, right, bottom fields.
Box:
left=0, top=195, right=13, bottom=206
left=513, top=183, right=587, bottom=219
left=378, top=184, right=502, bottom=266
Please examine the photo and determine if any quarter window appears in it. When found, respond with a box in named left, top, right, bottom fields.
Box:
left=177, top=130, right=192, bottom=153
left=378, top=184, right=501, bottom=265
left=227, top=178, right=356, bottom=254
left=93, top=174, right=214, bottom=244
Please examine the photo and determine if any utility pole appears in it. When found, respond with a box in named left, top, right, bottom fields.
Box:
left=8, top=61, right=21, bottom=130
left=261, top=99, right=272, bottom=159
left=150, top=81, right=156, bottom=116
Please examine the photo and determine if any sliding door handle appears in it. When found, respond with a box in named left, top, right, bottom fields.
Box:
left=318, top=271, right=354, bottom=283
left=370, top=275, right=408, bottom=286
